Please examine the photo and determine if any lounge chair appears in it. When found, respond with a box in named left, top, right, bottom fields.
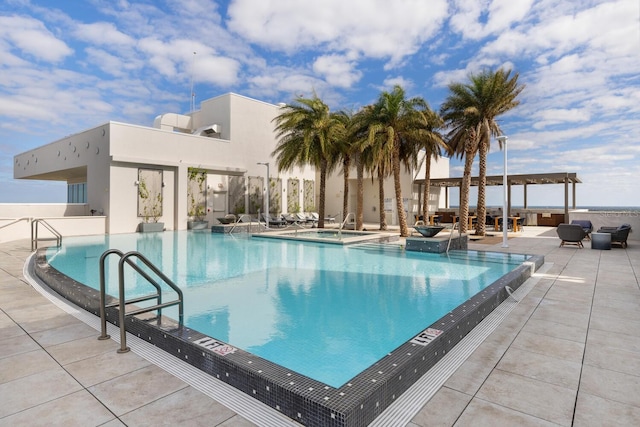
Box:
left=557, top=223, right=587, bottom=248
left=261, top=213, right=286, bottom=227
left=295, top=212, right=311, bottom=224
left=324, top=213, right=338, bottom=223
left=309, top=212, right=319, bottom=225
left=571, top=220, right=593, bottom=240
left=283, top=214, right=299, bottom=224
left=596, top=224, right=631, bottom=248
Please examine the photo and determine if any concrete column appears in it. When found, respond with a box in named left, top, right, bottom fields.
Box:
left=175, top=164, right=189, bottom=230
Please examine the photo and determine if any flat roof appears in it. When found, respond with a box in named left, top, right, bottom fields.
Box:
left=415, top=172, right=581, bottom=187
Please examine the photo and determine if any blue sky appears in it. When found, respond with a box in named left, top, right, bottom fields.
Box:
left=1, top=0, right=638, bottom=207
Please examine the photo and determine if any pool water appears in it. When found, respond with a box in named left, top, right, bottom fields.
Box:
left=46, top=231, right=528, bottom=387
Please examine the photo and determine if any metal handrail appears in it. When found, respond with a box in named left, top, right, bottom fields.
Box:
left=229, top=214, right=254, bottom=234
left=338, top=212, right=355, bottom=239
left=446, top=221, right=461, bottom=253
left=31, top=218, right=62, bottom=251
left=0, top=216, right=30, bottom=231
left=97, top=249, right=184, bottom=353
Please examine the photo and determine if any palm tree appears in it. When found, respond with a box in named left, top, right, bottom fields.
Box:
left=348, top=106, right=379, bottom=230
left=272, top=94, right=344, bottom=229
left=416, top=107, right=448, bottom=221
left=332, top=110, right=358, bottom=226
left=366, top=85, right=429, bottom=237
left=441, top=69, right=524, bottom=235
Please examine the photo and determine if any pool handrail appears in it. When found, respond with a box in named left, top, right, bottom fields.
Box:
left=98, top=249, right=184, bottom=353
left=446, top=220, right=461, bottom=253
left=338, top=212, right=355, bottom=239
left=31, top=218, right=62, bottom=251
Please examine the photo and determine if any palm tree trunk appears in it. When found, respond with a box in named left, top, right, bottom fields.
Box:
left=318, top=159, right=327, bottom=228
left=356, top=159, right=364, bottom=230
left=476, top=137, right=488, bottom=236
left=378, top=169, right=387, bottom=230
left=422, top=154, right=432, bottom=220
left=342, top=155, right=350, bottom=223
left=392, top=144, right=409, bottom=237
left=460, top=142, right=474, bottom=233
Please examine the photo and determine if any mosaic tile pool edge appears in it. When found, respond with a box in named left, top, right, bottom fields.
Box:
left=34, top=250, right=543, bottom=427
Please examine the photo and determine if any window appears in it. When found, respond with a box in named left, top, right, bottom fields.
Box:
left=67, top=183, right=87, bottom=203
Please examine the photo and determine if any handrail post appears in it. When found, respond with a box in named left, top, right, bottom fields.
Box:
left=98, top=249, right=123, bottom=340
left=117, top=255, right=131, bottom=353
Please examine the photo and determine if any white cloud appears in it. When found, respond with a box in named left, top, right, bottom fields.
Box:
left=450, top=0, right=535, bottom=40
left=0, top=15, right=72, bottom=62
left=73, top=21, right=134, bottom=46
left=312, top=54, right=362, bottom=88
left=380, top=77, right=415, bottom=92
left=531, top=108, right=591, bottom=129
left=227, top=0, right=448, bottom=65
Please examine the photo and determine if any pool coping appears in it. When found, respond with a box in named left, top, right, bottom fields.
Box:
left=253, top=229, right=399, bottom=245
left=34, top=248, right=543, bottom=427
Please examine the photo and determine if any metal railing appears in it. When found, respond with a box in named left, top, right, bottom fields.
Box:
left=31, top=218, right=62, bottom=251
left=0, top=216, right=30, bottom=231
left=229, top=214, right=258, bottom=234
left=98, top=249, right=184, bottom=353
left=338, top=212, right=355, bottom=239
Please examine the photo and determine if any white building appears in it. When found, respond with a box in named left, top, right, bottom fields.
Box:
left=13, top=92, right=449, bottom=234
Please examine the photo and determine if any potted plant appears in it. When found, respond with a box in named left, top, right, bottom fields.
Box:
left=187, top=167, right=209, bottom=230
left=138, top=177, right=164, bottom=232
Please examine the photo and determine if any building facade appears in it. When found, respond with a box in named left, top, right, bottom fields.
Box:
left=14, top=92, right=448, bottom=233
left=14, top=93, right=315, bottom=233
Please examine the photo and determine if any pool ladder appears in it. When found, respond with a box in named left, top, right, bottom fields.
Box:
left=98, top=249, right=184, bottom=353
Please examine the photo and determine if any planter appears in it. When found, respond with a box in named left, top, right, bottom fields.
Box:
left=187, top=220, right=209, bottom=230
left=414, top=225, right=445, bottom=237
left=139, top=222, right=164, bottom=232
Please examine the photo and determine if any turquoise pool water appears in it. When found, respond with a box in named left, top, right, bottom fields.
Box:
left=46, top=231, right=528, bottom=387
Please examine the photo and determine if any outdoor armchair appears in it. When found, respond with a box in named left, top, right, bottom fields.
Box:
left=557, top=223, right=587, bottom=248
left=596, top=224, right=631, bottom=248
left=571, top=220, right=593, bottom=240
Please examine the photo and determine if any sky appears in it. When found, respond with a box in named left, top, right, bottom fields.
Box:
left=1, top=0, right=639, bottom=207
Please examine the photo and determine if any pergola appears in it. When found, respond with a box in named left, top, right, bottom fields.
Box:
left=414, top=172, right=582, bottom=222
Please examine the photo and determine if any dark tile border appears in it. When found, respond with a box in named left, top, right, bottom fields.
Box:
left=34, top=248, right=543, bottom=427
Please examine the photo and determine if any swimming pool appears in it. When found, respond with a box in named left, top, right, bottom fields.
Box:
left=36, top=231, right=543, bottom=427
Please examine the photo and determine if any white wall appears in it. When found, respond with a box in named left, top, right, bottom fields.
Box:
left=0, top=216, right=106, bottom=244
left=323, top=155, right=450, bottom=226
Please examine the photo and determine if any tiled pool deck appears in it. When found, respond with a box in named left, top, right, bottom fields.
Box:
left=1, top=226, right=639, bottom=426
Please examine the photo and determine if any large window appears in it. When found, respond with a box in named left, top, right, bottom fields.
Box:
left=67, top=183, right=87, bottom=203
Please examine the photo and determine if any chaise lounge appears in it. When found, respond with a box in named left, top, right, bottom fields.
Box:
left=596, top=224, right=632, bottom=248
left=557, top=223, right=587, bottom=248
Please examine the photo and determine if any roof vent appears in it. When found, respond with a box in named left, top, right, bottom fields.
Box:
left=193, top=124, right=221, bottom=136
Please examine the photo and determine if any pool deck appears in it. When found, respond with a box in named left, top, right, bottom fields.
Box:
left=1, top=226, right=639, bottom=426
